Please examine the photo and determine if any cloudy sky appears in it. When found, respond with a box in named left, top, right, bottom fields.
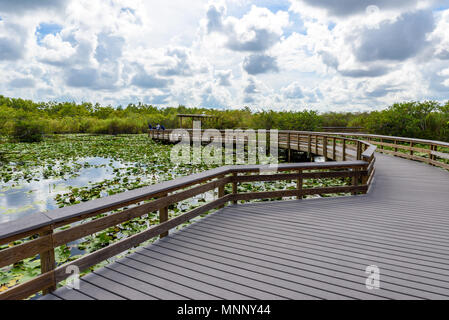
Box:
left=0, top=0, right=449, bottom=112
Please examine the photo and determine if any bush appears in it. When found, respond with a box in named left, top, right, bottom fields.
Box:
left=12, top=120, right=46, bottom=142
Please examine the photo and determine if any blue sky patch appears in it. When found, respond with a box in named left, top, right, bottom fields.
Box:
left=120, top=7, right=135, bottom=15
left=434, top=5, right=449, bottom=11
left=261, top=0, right=291, bottom=13
left=36, top=23, right=63, bottom=44
left=284, top=11, right=306, bottom=37
left=227, top=0, right=291, bottom=18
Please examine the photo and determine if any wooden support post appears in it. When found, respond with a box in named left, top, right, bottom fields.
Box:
left=323, top=137, right=328, bottom=160
left=352, top=169, right=359, bottom=195
left=287, top=133, right=291, bottom=162
left=332, top=137, right=336, bottom=160
left=315, top=136, right=319, bottom=155
left=218, top=175, right=225, bottom=208
left=159, top=194, right=169, bottom=238
left=361, top=166, right=368, bottom=194
left=410, top=142, right=414, bottom=157
left=232, top=173, right=238, bottom=205
left=40, top=229, right=56, bottom=295
left=342, top=139, right=347, bottom=161
left=380, top=138, right=384, bottom=150
left=308, top=135, right=312, bottom=159
left=297, top=134, right=300, bottom=152
left=356, top=141, right=362, bottom=160
left=297, top=169, right=303, bottom=200
left=362, top=169, right=368, bottom=185
left=394, top=140, right=398, bottom=153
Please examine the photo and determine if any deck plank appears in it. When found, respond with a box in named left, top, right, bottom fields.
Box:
left=41, top=153, right=449, bottom=300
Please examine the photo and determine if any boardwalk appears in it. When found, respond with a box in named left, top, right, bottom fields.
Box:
left=41, top=153, right=449, bottom=300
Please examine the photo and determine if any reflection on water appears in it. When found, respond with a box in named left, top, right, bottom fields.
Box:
left=1, top=155, right=323, bottom=224
left=0, top=157, right=127, bottom=223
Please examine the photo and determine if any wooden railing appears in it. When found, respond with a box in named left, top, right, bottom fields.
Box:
left=0, top=131, right=376, bottom=300
left=150, top=129, right=448, bottom=170
left=150, top=129, right=376, bottom=165
left=319, top=132, right=449, bottom=171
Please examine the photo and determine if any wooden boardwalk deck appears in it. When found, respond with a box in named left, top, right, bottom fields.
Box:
left=41, top=153, right=449, bottom=300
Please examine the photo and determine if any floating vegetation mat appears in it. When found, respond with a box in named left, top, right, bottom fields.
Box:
left=0, top=134, right=350, bottom=296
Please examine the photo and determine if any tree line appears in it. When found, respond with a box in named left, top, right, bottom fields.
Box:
left=0, top=95, right=448, bottom=142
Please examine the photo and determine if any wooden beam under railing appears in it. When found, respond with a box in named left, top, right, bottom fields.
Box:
left=0, top=160, right=372, bottom=300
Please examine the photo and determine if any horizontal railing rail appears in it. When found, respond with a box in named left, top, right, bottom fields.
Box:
left=150, top=129, right=448, bottom=170
left=150, top=129, right=371, bottom=162
left=0, top=130, right=377, bottom=300
left=0, top=164, right=372, bottom=300
left=316, top=132, right=449, bottom=171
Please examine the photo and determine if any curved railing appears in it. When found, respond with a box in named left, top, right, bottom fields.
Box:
left=152, top=129, right=447, bottom=169
left=319, top=132, right=449, bottom=171
left=0, top=130, right=377, bottom=300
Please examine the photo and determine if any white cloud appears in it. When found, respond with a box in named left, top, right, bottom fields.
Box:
left=204, top=4, right=290, bottom=52
left=354, top=10, right=435, bottom=62
left=243, top=54, right=279, bottom=74
left=0, top=0, right=69, bottom=14
left=215, top=69, right=233, bottom=86
left=0, top=0, right=448, bottom=111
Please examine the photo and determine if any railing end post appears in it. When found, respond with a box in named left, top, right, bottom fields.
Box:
left=40, top=228, right=56, bottom=295
left=232, top=172, right=238, bottom=205
left=159, top=194, right=169, bottom=238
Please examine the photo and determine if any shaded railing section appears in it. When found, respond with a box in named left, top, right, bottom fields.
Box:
left=150, top=129, right=448, bottom=170
left=322, top=133, right=449, bottom=171
left=150, top=129, right=371, bottom=162
left=0, top=132, right=376, bottom=300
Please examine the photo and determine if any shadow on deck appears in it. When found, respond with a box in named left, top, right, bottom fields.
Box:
left=42, top=153, right=449, bottom=300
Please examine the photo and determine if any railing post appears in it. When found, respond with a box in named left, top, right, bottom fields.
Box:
left=394, top=140, right=398, bottom=153
left=352, top=168, right=359, bottom=195
left=287, top=132, right=291, bottom=162
left=356, top=141, right=362, bottom=160
left=323, top=136, right=328, bottom=160
left=40, top=229, right=56, bottom=295
left=218, top=175, right=225, bottom=208
left=159, top=194, right=169, bottom=238
left=315, top=136, right=319, bottom=155
left=342, top=139, right=346, bottom=161
left=410, top=141, right=414, bottom=157
left=308, top=135, right=312, bottom=160
left=361, top=163, right=369, bottom=194
left=362, top=170, right=368, bottom=185
left=297, top=169, right=303, bottom=200
left=232, top=172, right=238, bottom=205
left=332, top=137, right=336, bottom=160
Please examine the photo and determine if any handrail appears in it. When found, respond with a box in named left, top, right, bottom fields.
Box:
left=150, top=129, right=447, bottom=170
left=317, top=132, right=449, bottom=170
left=0, top=130, right=377, bottom=300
